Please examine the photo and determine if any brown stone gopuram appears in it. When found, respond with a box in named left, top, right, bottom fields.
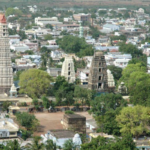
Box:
left=88, top=52, right=108, bottom=92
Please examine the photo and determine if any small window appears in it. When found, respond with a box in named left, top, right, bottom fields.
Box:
left=98, top=83, right=102, bottom=89
left=3, top=33, right=5, bottom=36
left=86, top=74, right=89, bottom=77
left=68, top=72, right=70, bottom=75
left=99, top=68, right=102, bottom=72
left=99, top=63, right=101, bottom=66
left=99, top=76, right=101, bottom=80
left=68, top=67, right=70, bottom=70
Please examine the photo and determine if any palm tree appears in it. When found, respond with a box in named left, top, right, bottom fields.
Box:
left=28, top=136, right=44, bottom=150
left=45, top=139, right=57, bottom=150
left=63, top=139, right=75, bottom=150
left=4, top=139, right=23, bottom=150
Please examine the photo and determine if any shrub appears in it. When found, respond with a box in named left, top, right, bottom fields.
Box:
left=65, top=110, right=74, bottom=114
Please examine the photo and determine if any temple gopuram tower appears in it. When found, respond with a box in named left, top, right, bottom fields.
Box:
left=88, top=52, right=108, bottom=92
left=61, top=56, right=75, bottom=83
left=0, top=14, right=13, bottom=94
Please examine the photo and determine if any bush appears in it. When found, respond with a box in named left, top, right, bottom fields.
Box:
left=16, top=112, right=39, bottom=131
left=21, top=129, right=32, bottom=140
left=65, top=110, right=74, bottom=114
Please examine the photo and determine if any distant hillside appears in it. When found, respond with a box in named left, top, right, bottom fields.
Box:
left=0, top=0, right=150, bottom=8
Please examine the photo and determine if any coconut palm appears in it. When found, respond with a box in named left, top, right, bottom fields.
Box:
left=27, top=136, right=44, bottom=150
left=4, top=139, right=23, bottom=150
left=45, top=139, right=57, bottom=150
left=63, top=139, right=75, bottom=150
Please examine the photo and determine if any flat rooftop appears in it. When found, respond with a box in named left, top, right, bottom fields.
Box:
left=50, top=130, right=75, bottom=138
left=65, top=114, right=86, bottom=119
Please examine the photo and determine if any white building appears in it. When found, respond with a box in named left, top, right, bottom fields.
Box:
left=0, top=117, right=19, bottom=138
left=35, top=17, right=62, bottom=27
left=114, top=59, right=130, bottom=68
left=10, top=44, right=30, bottom=52
left=103, top=24, right=120, bottom=32
left=51, top=50, right=62, bottom=59
left=41, top=130, right=82, bottom=148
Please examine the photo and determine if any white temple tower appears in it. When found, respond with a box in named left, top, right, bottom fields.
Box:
left=107, top=69, right=115, bottom=88
left=0, top=14, right=13, bottom=94
left=61, top=56, right=75, bottom=83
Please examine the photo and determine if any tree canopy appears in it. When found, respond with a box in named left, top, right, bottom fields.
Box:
left=19, top=69, right=53, bottom=98
left=96, top=108, right=122, bottom=136
left=116, top=105, right=150, bottom=138
left=16, top=112, right=39, bottom=131
left=81, top=134, right=137, bottom=150
left=119, top=43, right=143, bottom=58
left=56, top=35, right=94, bottom=57
left=107, top=65, right=122, bottom=81
left=6, top=7, right=23, bottom=16
left=119, top=62, right=147, bottom=87
left=53, top=76, right=75, bottom=106
left=127, top=72, right=150, bottom=106
left=90, top=93, right=127, bottom=116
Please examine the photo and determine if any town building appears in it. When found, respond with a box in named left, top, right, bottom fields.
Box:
left=0, top=14, right=13, bottom=94
left=88, top=52, right=108, bottom=92
left=0, top=117, right=19, bottom=138
left=73, top=13, right=91, bottom=22
left=103, top=24, right=120, bottom=32
left=35, top=17, right=62, bottom=26
left=61, top=56, right=75, bottom=83
left=62, top=114, right=86, bottom=134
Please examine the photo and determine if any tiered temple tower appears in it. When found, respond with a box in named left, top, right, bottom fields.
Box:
left=61, top=56, right=75, bottom=83
left=88, top=52, right=108, bottom=92
left=107, top=69, right=115, bottom=92
left=0, top=14, right=13, bottom=94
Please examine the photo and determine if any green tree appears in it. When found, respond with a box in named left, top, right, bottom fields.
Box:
left=127, top=72, right=150, bottom=106
left=14, top=70, right=24, bottom=81
left=44, top=34, right=53, bottom=40
left=119, top=43, right=143, bottom=58
left=116, top=105, right=150, bottom=138
left=119, top=63, right=146, bottom=87
left=19, top=69, right=53, bottom=98
left=41, top=96, right=50, bottom=109
left=90, top=93, right=127, bottom=116
left=81, top=134, right=137, bottom=150
left=96, top=108, right=121, bottom=136
left=24, top=50, right=34, bottom=55
left=110, top=35, right=126, bottom=42
left=28, top=136, right=44, bottom=150
left=4, top=139, right=22, bottom=150
left=6, top=7, right=23, bottom=16
left=21, top=129, right=32, bottom=140
left=16, top=112, right=39, bottom=131
left=89, top=26, right=100, bottom=39
left=63, top=139, right=75, bottom=150
left=45, top=24, right=53, bottom=30
left=2, top=101, right=12, bottom=111
left=53, top=76, right=75, bottom=105
left=107, top=65, right=122, bottom=81
left=128, top=55, right=147, bottom=67
left=74, top=86, right=93, bottom=108
left=45, top=139, right=57, bottom=150
left=56, top=35, right=94, bottom=57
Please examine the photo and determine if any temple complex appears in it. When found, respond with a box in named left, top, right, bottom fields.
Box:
left=0, top=14, right=13, bottom=94
left=88, top=52, right=108, bottom=92
left=61, top=56, right=75, bottom=83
